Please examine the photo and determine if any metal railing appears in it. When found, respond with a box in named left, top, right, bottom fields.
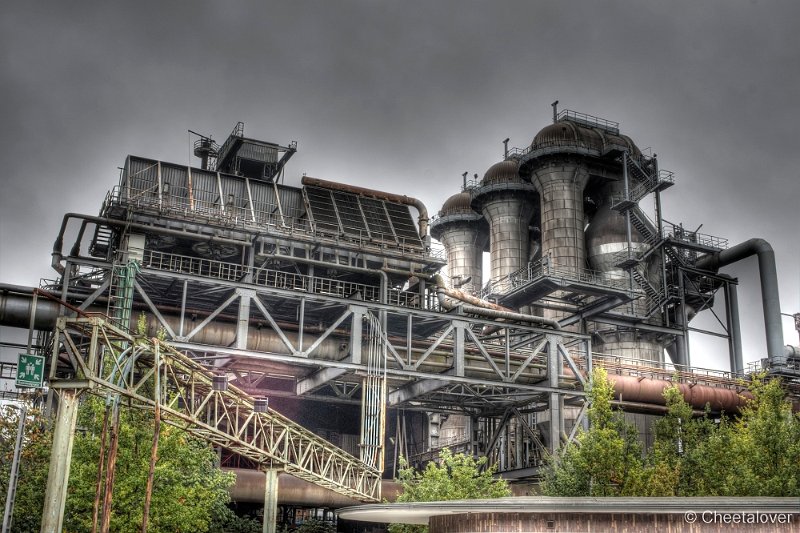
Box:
left=504, top=146, right=532, bottom=160
left=666, top=223, right=728, bottom=250
left=483, top=259, right=632, bottom=298
left=213, top=122, right=245, bottom=171
left=557, top=109, right=620, bottom=135
left=589, top=351, right=745, bottom=385
left=142, top=250, right=419, bottom=307
left=610, top=170, right=675, bottom=209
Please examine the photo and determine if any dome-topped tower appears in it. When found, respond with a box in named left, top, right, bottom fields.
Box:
left=530, top=119, right=640, bottom=158
left=520, top=115, right=641, bottom=278
left=430, top=191, right=488, bottom=295
left=470, top=159, right=538, bottom=286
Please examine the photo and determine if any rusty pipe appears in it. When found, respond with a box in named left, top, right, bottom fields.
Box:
left=225, top=469, right=400, bottom=506
left=432, top=275, right=561, bottom=330
left=607, top=373, right=752, bottom=413
left=301, top=176, right=429, bottom=239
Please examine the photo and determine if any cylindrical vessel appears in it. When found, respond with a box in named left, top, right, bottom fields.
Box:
left=585, top=159, right=665, bottom=363
left=470, top=160, right=537, bottom=285
left=430, top=191, right=488, bottom=296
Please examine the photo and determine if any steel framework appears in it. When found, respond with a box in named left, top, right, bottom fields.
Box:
left=46, top=315, right=382, bottom=502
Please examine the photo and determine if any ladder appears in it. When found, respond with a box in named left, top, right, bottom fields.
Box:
left=106, top=258, right=140, bottom=331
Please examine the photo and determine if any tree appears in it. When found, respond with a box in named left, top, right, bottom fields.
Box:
left=543, top=370, right=800, bottom=498
left=0, top=403, right=52, bottom=533
left=389, top=448, right=511, bottom=533
left=643, top=384, right=719, bottom=496
left=1, top=397, right=260, bottom=532
left=541, top=367, right=645, bottom=496
left=709, top=376, right=800, bottom=496
left=63, top=396, right=252, bottom=533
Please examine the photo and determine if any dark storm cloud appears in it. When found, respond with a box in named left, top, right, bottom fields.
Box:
left=1, top=0, right=798, bottom=369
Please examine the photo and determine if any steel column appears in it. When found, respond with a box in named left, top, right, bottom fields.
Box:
left=237, top=289, right=254, bottom=350
left=726, top=282, right=744, bottom=374
left=40, top=389, right=81, bottom=533
left=262, top=469, right=279, bottom=533
left=547, top=334, right=562, bottom=454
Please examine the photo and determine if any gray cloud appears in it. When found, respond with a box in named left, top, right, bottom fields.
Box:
left=1, top=1, right=798, bottom=370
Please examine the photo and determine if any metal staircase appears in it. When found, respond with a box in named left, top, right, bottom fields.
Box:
left=89, top=224, right=115, bottom=259
left=609, top=153, right=678, bottom=317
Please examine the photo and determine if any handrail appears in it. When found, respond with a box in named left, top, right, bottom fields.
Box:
left=666, top=223, right=728, bottom=249
left=482, top=259, right=632, bottom=298
left=557, top=109, right=620, bottom=134
left=142, top=250, right=420, bottom=308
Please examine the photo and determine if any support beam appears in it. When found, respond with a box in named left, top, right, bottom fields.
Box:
left=546, top=335, right=562, bottom=454
left=296, top=363, right=351, bottom=395
left=726, top=282, right=744, bottom=374
left=388, top=379, right=448, bottom=406
left=40, top=389, right=81, bottom=533
left=236, top=288, right=254, bottom=350
left=134, top=280, right=177, bottom=339
left=262, top=469, right=279, bottom=533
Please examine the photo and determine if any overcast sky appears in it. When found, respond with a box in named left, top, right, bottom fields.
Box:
left=1, top=1, right=798, bottom=372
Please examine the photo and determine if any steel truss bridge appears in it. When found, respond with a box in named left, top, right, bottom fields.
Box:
left=48, top=315, right=382, bottom=501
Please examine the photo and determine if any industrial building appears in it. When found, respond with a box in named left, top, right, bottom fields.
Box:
left=1, top=107, right=798, bottom=529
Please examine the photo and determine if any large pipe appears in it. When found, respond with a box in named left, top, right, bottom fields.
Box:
left=435, top=287, right=561, bottom=330
left=607, top=373, right=752, bottom=413
left=431, top=275, right=561, bottom=330
left=301, top=176, right=429, bottom=239
left=0, top=291, right=64, bottom=329
left=226, top=469, right=400, bottom=506
left=696, top=238, right=783, bottom=364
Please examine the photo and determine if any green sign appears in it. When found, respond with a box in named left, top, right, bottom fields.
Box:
left=16, top=353, right=45, bottom=389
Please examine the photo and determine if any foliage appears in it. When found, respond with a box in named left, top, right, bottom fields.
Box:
left=63, top=396, right=238, bottom=533
left=209, top=504, right=262, bottom=533
left=541, top=367, right=645, bottom=496
left=389, top=448, right=511, bottom=533
left=0, top=396, right=257, bottom=532
left=0, top=403, right=52, bottom=533
left=542, top=370, right=800, bottom=498
left=295, top=518, right=336, bottom=533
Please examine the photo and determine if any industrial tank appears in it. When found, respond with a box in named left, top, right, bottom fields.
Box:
left=470, top=159, right=538, bottom=287
left=430, top=191, right=488, bottom=296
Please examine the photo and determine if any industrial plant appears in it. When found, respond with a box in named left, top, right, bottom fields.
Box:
left=1, top=107, right=798, bottom=530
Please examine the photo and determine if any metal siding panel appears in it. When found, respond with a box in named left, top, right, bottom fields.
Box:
left=249, top=180, right=280, bottom=226
left=160, top=163, right=190, bottom=210
left=331, top=191, right=368, bottom=236
left=360, top=197, right=396, bottom=243
left=191, top=169, right=220, bottom=216
left=276, top=185, right=305, bottom=221
left=385, top=202, right=422, bottom=245
left=237, top=141, right=278, bottom=163
left=219, top=175, right=249, bottom=221
left=305, top=187, right=339, bottom=234
left=126, top=156, right=159, bottom=204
